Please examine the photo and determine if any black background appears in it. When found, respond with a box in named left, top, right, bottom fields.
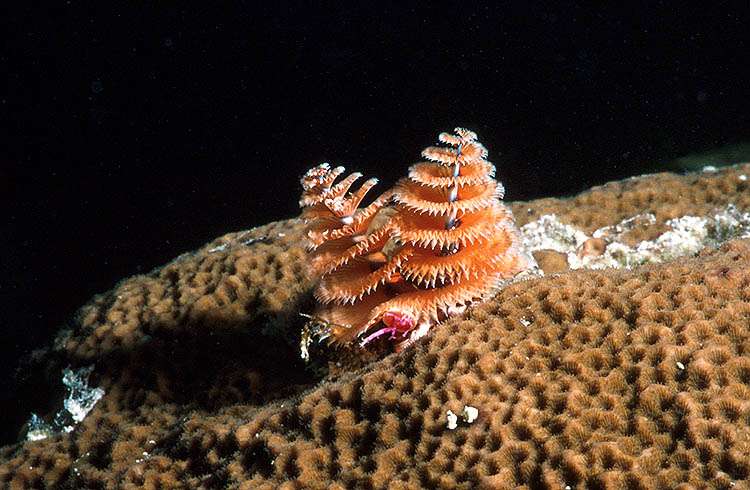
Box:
left=3, top=3, right=750, bottom=442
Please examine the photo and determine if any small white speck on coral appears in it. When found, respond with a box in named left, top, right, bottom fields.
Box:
left=446, top=410, right=458, bottom=430
left=462, top=405, right=479, bottom=424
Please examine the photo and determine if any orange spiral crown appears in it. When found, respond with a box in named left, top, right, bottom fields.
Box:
left=300, top=128, right=528, bottom=348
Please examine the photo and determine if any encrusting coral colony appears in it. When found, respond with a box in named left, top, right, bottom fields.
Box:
left=300, top=128, right=527, bottom=347
left=2, top=132, right=750, bottom=489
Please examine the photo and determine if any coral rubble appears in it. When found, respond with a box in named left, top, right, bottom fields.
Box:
left=2, top=163, right=750, bottom=489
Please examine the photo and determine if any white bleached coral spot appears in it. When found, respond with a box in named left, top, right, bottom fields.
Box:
left=462, top=405, right=479, bottom=424
left=522, top=205, right=750, bottom=271
left=446, top=410, right=458, bottom=430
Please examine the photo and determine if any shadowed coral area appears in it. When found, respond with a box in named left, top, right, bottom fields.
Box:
left=2, top=164, right=750, bottom=489
left=64, top=219, right=312, bottom=362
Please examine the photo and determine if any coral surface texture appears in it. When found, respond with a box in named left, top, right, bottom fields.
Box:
left=2, top=164, right=750, bottom=489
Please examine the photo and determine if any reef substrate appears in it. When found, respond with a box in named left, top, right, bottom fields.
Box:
left=2, top=164, right=750, bottom=489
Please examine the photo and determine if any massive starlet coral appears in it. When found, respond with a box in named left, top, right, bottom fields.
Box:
left=4, top=164, right=750, bottom=489
left=299, top=128, right=529, bottom=347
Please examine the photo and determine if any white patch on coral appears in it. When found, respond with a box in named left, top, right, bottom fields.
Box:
left=25, top=366, right=105, bottom=442
left=521, top=214, right=589, bottom=254
left=446, top=410, right=458, bottom=430
left=712, top=204, right=750, bottom=241
left=62, top=366, right=105, bottom=423
left=445, top=305, right=467, bottom=317
left=521, top=205, right=750, bottom=271
left=25, top=414, right=54, bottom=442
left=462, top=405, right=479, bottom=424
left=240, top=237, right=266, bottom=246
left=408, top=320, right=432, bottom=344
left=208, top=243, right=228, bottom=253
left=592, top=213, right=656, bottom=240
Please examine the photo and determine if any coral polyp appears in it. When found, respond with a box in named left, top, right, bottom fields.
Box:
left=300, top=128, right=528, bottom=347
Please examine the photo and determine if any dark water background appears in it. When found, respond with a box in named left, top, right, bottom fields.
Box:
left=3, top=3, right=750, bottom=443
